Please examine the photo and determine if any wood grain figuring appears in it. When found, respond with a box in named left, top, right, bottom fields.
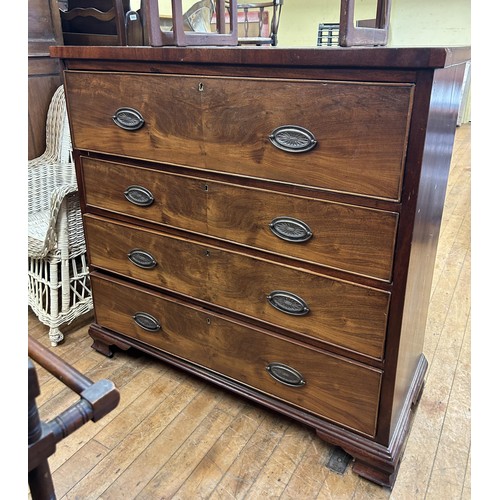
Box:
left=81, top=157, right=209, bottom=234
left=53, top=45, right=470, bottom=489
left=65, top=71, right=414, bottom=200
left=81, top=156, right=399, bottom=280
left=85, top=214, right=390, bottom=359
left=28, top=123, right=470, bottom=498
left=90, top=273, right=382, bottom=437
left=207, top=182, right=398, bottom=281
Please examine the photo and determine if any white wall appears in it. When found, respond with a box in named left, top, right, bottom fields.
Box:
left=276, top=0, right=471, bottom=123
left=389, top=0, right=470, bottom=46
left=277, top=0, right=470, bottom=47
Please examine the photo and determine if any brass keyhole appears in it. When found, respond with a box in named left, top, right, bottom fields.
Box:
left=198, top=82, right=204, bottom=92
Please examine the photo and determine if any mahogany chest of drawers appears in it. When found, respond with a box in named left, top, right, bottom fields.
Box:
left=52, top=45, right=469, bottom=487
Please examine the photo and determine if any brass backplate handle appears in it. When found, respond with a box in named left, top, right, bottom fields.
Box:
left=133, top=312, right=161, bottom=332
left=124, top=185, right=155, bottom=207
left=112, top=107, right=145, bottom=131
left=266, top=362, right=306, bottom=387
left=269, top=125, right=317, bottom=153
left=267, top=290, right=310, bottom=316
left=269, top=217, right=313, bottom=243
left=127, top=249, right=157, bottom=269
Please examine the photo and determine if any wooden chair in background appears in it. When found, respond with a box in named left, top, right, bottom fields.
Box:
left=318, top=0, right=392, bottom=47
left=227, top=0, right=285, bottom=46
left=57, top=0, right=390, bottom=48
left=339, top=0, right=391, bottom=46
left=142, top=0, right=238, bottom=46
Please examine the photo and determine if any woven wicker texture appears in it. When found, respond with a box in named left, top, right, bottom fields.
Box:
left=28, top=85, right=93, bottom=346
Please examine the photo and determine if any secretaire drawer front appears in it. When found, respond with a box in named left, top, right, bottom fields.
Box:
left=85, top=215, right=390, bottom=359
left=91, top=274, right=382, bottom=437
left=202, top=78, right=412, bottom=201
left=82, top=157, right=398, bottom=281
left=65, top=71, right=205, bottom=168
left=65, top=71, right=413, bottom=200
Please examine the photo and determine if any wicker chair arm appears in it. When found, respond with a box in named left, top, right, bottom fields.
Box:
left=49, top=182, right=79, bottom=218
left=47, top=181, right=80, bottom=247
left=28, top=181, right=80, bottom=259
left=28, top=85, right=92, bottom=348
left=28, top=160, right=77, bottom=212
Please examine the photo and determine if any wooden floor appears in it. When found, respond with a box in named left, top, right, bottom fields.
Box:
left=28, top=124, right=471, bottom=499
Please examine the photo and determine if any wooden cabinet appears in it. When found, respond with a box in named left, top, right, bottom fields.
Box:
left=28, top=0, right=64, bottom=159
left=52, top=45, right=470, bottom=488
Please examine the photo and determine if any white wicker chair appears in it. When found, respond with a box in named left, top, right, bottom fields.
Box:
left=28, top=85, right=93, bottom=346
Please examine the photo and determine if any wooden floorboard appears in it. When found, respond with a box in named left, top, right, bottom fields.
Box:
left=28, top=124, right=471, bottom=499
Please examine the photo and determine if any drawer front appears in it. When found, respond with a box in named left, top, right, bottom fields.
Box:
left=91, top=273, right=382, bottom=437
left=82, top=157, right=209, bottom=234
left=66, top=71, right=413, bottom=200
left=85, top=215, right=390, bottom=359
left=82, top=157, right=398, bottom=281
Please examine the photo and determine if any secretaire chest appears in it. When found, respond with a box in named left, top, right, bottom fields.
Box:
left=52, top=45, right=469, bottom=487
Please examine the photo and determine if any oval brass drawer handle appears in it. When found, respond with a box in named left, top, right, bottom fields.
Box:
left=112, top=107, right=145, bottom=131
left=269, top=217, right=313, bottom=243
left=266, top=362, right=306, bottom=387
left=267, top=290, right=310, bottom=316
left=127, top=249, right=157, bottom=269
left=124, top=185, right=155, bottom=207
left=268, top=125, right=317, bottom=153
left=133, top=312, right=161, bottom=332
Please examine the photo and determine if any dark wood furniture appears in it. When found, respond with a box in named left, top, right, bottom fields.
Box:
left=339, top=0, right=392, bottom=46
left=228, top=0, right=284, bottom=46
left=51, top=45, right=469, bottom=488
left=59, top=0, right=129, bottom=46
left=28, top=336, right=120, bottom=499
left=142, top=0, right=238, bottom=46
left=28, top=0, right=64, bottom=160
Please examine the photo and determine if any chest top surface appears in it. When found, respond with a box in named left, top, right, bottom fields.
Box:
left=50, top=45, right=470, bottom=70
